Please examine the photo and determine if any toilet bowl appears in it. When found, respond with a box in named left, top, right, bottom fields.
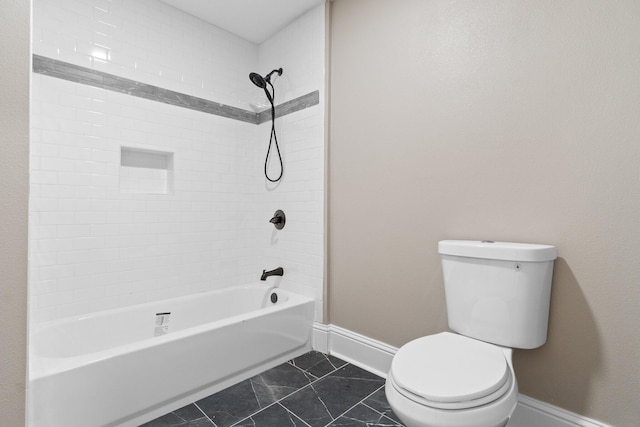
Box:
left=386, top=240, right=556, bottom=427
left=385, top=332, right=517, bottom=427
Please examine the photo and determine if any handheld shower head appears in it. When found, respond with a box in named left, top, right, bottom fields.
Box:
left=249, top=72, right=266, bottom=89
left=249, top=68, right=283, bottom=89
left=250, top=67, right=285, bottom=183
left=249, top=68, right=282, bottom=104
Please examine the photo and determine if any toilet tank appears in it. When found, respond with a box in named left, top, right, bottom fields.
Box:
left=439, top=240, right=557, bottom=349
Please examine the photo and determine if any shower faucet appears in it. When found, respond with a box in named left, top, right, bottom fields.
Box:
left=261, top=267, right=284, bottom=281
left=269, top=210, right=286, bottom=230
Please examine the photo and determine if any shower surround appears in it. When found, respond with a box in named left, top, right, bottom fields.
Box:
left=29, top=0, right=325, bottom=325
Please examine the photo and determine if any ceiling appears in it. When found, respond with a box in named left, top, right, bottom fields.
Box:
left=159, top=0, right=325, bottom=44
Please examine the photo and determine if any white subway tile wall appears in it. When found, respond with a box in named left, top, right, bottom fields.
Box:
left=33, top=0, right=258, bottom=109
left=258, top=5, right=325, bottom=105
left=253, top=4, right=326, bottom=320
left=30, top=0, right=325, bottom=323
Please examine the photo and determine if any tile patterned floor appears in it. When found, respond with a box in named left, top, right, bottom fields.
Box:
left=140, top=351, right=404, bottom=427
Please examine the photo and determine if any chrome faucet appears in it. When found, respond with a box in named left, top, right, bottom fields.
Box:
left=261, top=267, right=284, bottom=281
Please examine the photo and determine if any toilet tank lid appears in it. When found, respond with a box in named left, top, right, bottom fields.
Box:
left=438, top=240, right=557, bottom=262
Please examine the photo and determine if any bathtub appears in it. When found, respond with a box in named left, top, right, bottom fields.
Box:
left=29, top=285, right=314, bottom=427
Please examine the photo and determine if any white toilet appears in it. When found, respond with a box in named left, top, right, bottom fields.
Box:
left=386, top=240, right=557, bottom=427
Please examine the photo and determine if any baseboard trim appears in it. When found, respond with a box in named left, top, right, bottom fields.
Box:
left=312, top=322, right=613, bottom=427
left=327, top=324, right=396, bottom=378
left=511, top=395, right=612, bottom=427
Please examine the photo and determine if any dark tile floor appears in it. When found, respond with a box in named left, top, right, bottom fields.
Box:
left=140, top=351, right=404, bottom=427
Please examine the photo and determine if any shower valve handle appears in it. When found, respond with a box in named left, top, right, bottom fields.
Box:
left=269, top=210, right=286, bottom=230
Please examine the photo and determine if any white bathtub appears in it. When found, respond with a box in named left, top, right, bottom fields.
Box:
left=29, top=285, right=314, bottom=427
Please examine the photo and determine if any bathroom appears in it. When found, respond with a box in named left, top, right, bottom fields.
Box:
left=1, top=1, right=639, bottom=427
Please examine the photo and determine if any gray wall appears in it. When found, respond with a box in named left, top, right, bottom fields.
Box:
left=328, top=1, right=640, bottom=426
left=0, top=0, right=30, bottom=424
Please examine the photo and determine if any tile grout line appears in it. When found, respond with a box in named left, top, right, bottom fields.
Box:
left=320, top=384, right=388, bottom=427
left=360, top=401, right=400, bottom=426
left=226, top=401, right=313, bottom=427
left=280, top=356, right=388, bottom=427
left=309, top=382, right=334, bottom=424
left=279, top=402, right=313, bottom=427
left=287, top=353, right=346, bottom=381
left=273, top=357, right=386, bottom=427
left=227, top=400, right=275, bottom=427
left=228, top=356, right=348, bottom=427
left=287, top=360, right=320, bottom=381
left=193, top=402, right=218, bottom=427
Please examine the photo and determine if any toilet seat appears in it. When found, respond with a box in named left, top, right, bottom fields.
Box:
left=389, top=332, right=512, bottom=410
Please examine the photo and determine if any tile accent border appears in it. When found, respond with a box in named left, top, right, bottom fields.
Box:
left=313, top=322, right=614, bottom=427
left=257, top=90, right=320, bottom=125
left=32, top=54, right=319, bottom=125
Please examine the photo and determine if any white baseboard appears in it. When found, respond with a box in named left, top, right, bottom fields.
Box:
left=312, top=322, right=613, bottom=427
left=326, top=324, right=396, bottom=378
left=510, top=395, right=612, bottom=427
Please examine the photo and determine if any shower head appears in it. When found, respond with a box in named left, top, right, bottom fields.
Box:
left=249, top=68, right=282, bottom=105
left=249, top=68, right=283, bottom=89
left=249, top=72, right=267, bottom=89
left=251, top=68, right=284, bottom=183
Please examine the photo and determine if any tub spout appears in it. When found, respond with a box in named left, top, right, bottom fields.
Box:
left=261, top=267, right=284, bottom=281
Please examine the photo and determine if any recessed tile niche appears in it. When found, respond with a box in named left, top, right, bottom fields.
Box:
left=120, top=147, right=173, bottom=194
